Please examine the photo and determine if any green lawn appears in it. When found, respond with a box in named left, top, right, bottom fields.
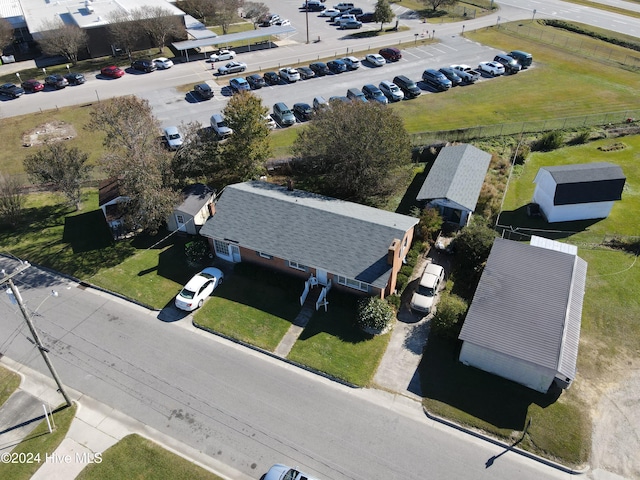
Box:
left=0, top=404, right=77, bottom=480
left=288, top=291, right=391, bottom=386
left=0, top=366, right=21, bottom=408
left=76, top=434, right=223, bottom=480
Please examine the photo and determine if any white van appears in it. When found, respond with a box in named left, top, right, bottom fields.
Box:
left=210, top=113, right=232, bottom=139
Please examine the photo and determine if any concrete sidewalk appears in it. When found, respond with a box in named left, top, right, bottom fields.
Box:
left=0, top=357, right=252, bottom=480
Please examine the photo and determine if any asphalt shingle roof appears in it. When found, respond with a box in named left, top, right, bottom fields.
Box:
left=199, top=182, right=418, bottom=288
left=176, top=184, right=214, bottom=216
left=459, top=238, right=587, bottom=378
left=416, top=144, right=492, bottom=211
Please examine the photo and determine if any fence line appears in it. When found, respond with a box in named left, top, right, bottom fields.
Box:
left=410, top=109, right=640, bottom=145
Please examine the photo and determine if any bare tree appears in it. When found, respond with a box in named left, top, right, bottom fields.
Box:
left=106, top=11, right=144, bottom=58
left=0, top=18, right=14, bottom=53
left=23, top=142, right=91, bottom=210
left=213, top=0, right=243, bottom=35
left=37, top=19, right=88, bottom=65
left=243, top=2, right=268, bottom=29
left=132, top=7, right=184, bottom=54
left=177, top=0, right=218, bottom=25
left=422, top=0, right=457, bottom=12
left=0, top=173, right=25, bottom=226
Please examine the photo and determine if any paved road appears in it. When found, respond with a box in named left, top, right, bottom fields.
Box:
left=0, top=259, right=572, bottom=480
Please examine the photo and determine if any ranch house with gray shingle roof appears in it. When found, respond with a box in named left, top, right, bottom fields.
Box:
left=198, top=181, right=419, bottom=298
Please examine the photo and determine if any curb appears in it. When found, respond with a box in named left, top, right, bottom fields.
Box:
left=192, top=320, right=360, bottom=389
left=422, top=406, right=590, bottom=475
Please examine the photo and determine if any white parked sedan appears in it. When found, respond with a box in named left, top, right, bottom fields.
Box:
left=478, top=61, right=505, bottom=76
left=175, top=267, right=224, bottom=311
left=365, top=53, right=386, bottom=67
left=218, top=61, right=247, bottom=75
left=163, top=126, right=183, bottom=150
left=264, top=464, right=319, bottom=480
left=210, top=49, right=236, bottom=62
left=319, top=8, right=341, bottom=17
left=153, top=57, right=174, bottom=69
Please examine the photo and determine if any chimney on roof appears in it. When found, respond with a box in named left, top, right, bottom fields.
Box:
left=286, top=178, right=294, bottom=191
left=387, top=239, right=400, bottom=266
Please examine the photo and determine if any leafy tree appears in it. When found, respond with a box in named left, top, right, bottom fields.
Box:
left=416, top=206, right=443, bottom=244
left=243, top=2, right=269, bottom=28
left=88, top=97, right=179, bottom=234
left=106, top=11, right=144, bottom=58
left=133, top=7, right=184, bottom=53
left=221, top=91, right=271, bottom=184
left=422, top=0, right=457, bottom=12
left=213, top=0, right=243, bottom=34
left=430, top=292, right=468, bottom=339
left=451, top=221, right=497, bottom=287
left=374, top=0, right=394, bottom=31
left=0, top=173, right=25, bottom=226
left=177, top=0, right=218, bottom=24
left=0, top=18, right=14, bottom=52
left=171, top=122, right=224, bottom=186
left=292, top=101, right=412, bottom=206
left=23, top=142, right=91, bottom=210
left=357, top=296, right=395, bottom=332
left=37, top=19, right=88, bottom=65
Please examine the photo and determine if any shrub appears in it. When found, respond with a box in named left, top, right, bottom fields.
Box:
left=513, top=143, right=530, bottom=165
left=430, top=293, right=468, bottom=339
left=395, top=273, right=409, bottom=293
left=571, top=129, right=592, bottom=145
left=357, top=296, right=395, bottom=332
left=533, top=131, right=564, bottom=151
left=400, top=264, right=414, bottom=277
left=386, top=293, right=401, bottom=311
left=184, top=240, right=209, bottom=264
left=416, top=207, right=443, bottom=244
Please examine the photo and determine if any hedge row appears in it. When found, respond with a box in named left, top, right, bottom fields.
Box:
left=542, top=19, right=640, bottom=52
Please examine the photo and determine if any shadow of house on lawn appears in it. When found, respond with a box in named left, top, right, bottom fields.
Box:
left=63, top=210, right=114, bottom=253
left=420, top=336, right=561, bottom=431
left=498, top=205, right=602, bottom=241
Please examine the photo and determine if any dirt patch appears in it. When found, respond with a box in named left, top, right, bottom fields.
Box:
left=22, top=121, right=77, bottom=147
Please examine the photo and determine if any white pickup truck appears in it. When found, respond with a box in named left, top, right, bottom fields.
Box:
left=450, top=64, right=481, bottom=84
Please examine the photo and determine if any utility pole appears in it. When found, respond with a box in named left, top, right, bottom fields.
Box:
left=2, top=263, right=72, bottom=407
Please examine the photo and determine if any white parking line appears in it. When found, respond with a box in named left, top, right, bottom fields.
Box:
left=402, top=50, right=420, bottom=59
left=413, top=48, right=434, bottom=57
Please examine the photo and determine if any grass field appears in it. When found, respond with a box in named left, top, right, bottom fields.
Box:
left=77, top=434, right=223, bottom=480
left=0, top=366, right=21, bottom=408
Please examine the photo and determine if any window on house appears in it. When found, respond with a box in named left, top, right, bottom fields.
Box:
left=176, top=215, right=185, bottom=224
left=336, top=276, right=370, bottom=292
left=256, top=251, right=273, bottom=260
left=288, top=260, right=307, bottom=271
left=214, top=240, right=229, bottom=255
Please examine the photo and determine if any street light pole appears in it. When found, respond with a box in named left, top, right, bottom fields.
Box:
left=3, top=264, right=72, bottom=407
left=305, top=4, right=310, bottom=44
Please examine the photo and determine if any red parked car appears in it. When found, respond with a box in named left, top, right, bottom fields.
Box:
left=379, top=47, right=402, bottom=62
left=101, top=65, right=125, bottom=78
left=21, top=79, right=45, bottom=92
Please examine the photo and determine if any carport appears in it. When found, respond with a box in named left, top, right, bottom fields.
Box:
left=172, top=25, right=296, bottom=62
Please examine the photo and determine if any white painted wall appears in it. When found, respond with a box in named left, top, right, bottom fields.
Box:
left=459, top=342, right=556, bottom=393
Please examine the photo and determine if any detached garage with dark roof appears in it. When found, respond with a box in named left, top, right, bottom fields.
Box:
left=458, top=237, right=588, bottom=394
left=532, top=162, right=625, bottom=223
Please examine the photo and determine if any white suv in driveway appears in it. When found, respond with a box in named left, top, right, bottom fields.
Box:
left=410, top=262, right=445, bottom=314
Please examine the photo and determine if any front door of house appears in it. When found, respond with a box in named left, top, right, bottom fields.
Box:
left=230, top=244, right=241, bottom=262
left=316, top=269, right=328, bottom=286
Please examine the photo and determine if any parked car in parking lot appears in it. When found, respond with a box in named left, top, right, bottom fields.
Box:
left=313, top=95, right=329, bottom=112
left=210, top=113, right=233, bottom=139
left=218, top=61, right=247, bottom=75
left=263, top=71, right=280, bottom=85
left=194, top=83, right=214, bottom=99
left=153, top=57, right=174, bottom=69
left=309, top=62, right=330, bottom=76
left=365, top=53, right=385, bottom=67
left=335, top=14, right=356, bottom=26
left=301, top=0, right=326, bottom=12
left=327, top=59, right=346, bottom=73
left=175, top=267, right=224, bottom=311
left=293, top=102, right=313, bottom=121
left=0, top=83, right=24, bottom=98
left=345, top=7, right=363, bottom=16
left=342, top=56, right=360, bottom=70
left=131, top=59, right=156, bottom=72
left=379, top=47, right=401, bottom=62
left=438, top=67, right=462, bottom=86
left=362, top=84, right=388, bottom=104
left=101, top=65, right=125, bottom=78
left=379, top=80, right=404, bottom=102
left=493, top=53, right=521, bottom=74
left=297, top=66, right=316, bottom=80
left=334, top=2, right=355, bottom=12
left=273, top=102, right=296, bottom=126
left=279, top=67, right=301, bottom=82
left=21, top=79, right=44, bottom=92
left=341, top=19, right=362, bottom=29
left=346, top=87, right=367, bottom=103
left=509, top=50, right=533, bottom=68
left=410, top=262, right=445, bottom=314
left=478, top=61, right=505, bottom=76
left=264, top=114, right=277, bottom=129
left=329, top=95, right=350, bottom=104
left=163, top=126, right=183, bottom=150
left=357, top=12, right=375, bottom=22
left=229, top=77, right=250, bottom=93
left=210, top=49, right=236, bottom=62
left=320, top=8, right=342, bottom=18
left=422, top=68, right=452, bottom=91
left=45, top=74, right=69, bottom=89
left=246, top=73, right=266, bottom=89
left=261, top=13, right=281, bottom=26
left=64, top=72, right=86, bottom=85
left=393, top=75, right=421, bottom=98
